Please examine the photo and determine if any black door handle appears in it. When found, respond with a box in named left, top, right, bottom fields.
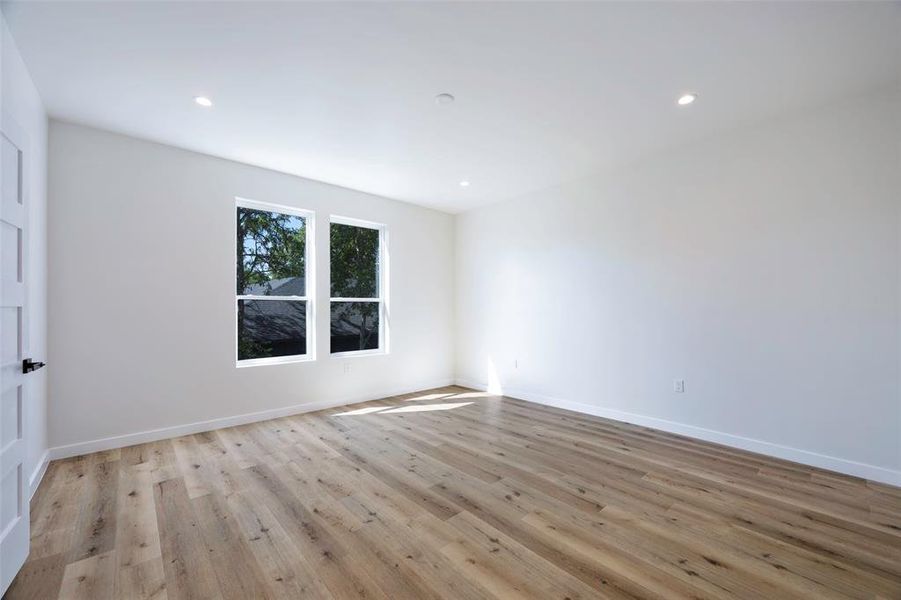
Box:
left=22, top=358, right=45, bottom=374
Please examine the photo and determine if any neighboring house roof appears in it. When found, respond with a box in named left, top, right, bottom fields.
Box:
left=243, top=276, right=305, bottom=297
left=240, top=296, right=306, bottom=342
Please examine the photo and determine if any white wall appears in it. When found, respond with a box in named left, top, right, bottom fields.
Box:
left=1, top=14, right=49, bottom=495
left=456, top=89, right=901, bottom=484
left=42, top=86, right=901, bottom=485
left=48, top=121, right=454, bottom=453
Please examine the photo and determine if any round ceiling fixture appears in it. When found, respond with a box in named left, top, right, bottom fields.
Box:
left=677, top=93, right=697, bottom=106
left=194, top=96, right=213, bottom=107
left=435, top=93, right=455, bottom=106
left=459, top=180, right=471, bottom=187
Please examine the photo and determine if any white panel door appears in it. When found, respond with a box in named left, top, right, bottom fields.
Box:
left=0, top=117, right=30, bottom=595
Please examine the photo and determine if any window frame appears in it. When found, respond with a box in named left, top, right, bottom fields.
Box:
left=235, top=197, right=316, bottom=368
left=329, top=215, right=389, bottom=358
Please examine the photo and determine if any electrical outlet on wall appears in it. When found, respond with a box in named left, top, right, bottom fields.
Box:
left=673, top=379, right=685, bottom=393
left=344, top=362, right=352, bottom=374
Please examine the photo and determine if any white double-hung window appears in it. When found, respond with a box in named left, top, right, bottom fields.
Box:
left=329, top=216, right=388, bottom=356
left=236, top=199, right=314, bottom=365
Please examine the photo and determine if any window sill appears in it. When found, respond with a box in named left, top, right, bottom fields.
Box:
left=330, top=349, right=388, bottom=359
left=236, top=355, right=315, bottom=369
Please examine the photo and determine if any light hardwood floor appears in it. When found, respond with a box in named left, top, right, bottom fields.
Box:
left=6, top=386, right=901, bottom=599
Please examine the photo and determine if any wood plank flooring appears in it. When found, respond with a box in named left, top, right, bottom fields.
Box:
left=7, top=386, right=901, bottom=599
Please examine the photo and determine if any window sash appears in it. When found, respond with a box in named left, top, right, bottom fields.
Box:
left=329, top=220, right=381, bottom=299
left=329, top=299, right=383, bottom=356
left=236, top=298, right=309, bottom=363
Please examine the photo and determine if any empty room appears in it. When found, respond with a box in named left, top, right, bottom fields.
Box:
left=1, top=1, right=899, bottom=598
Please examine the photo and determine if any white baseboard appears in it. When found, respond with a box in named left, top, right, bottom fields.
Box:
left=28, top=449, right=50, bottom=500
left=455, top=378, right=901, bottom=487
left=48, top=378, right=455, bottom=462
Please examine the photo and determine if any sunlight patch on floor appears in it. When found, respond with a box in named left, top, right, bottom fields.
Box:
left=403, top=392, right=454, bottom=402
left=332, top=401, right=474, bottom=416
left=378, top=402, right=473, bottom=414
left=446, top=391, right=497, bottom=399
left=332, top=405, right=394, bottom=417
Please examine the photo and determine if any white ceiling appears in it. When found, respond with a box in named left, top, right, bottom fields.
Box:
left=4, top=1, right=900, bottom=213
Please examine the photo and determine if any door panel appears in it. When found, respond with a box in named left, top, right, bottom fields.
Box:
left=1, top=387, right=21, bottom=450
left=0, top=122, right=29, bottom=595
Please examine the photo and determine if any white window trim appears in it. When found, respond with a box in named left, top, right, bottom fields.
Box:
left=235, top=197, right=316, bottom=367
left=329, top=215, right=389, bottom=357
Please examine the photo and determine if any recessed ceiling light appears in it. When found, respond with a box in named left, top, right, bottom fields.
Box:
left=459, top=180, right=470, bottom=187
left=435, top=93, right=455, bottom=106
left=677, top=93, right=697, bottom=106
left=194, top=96, right=213, bottom=107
